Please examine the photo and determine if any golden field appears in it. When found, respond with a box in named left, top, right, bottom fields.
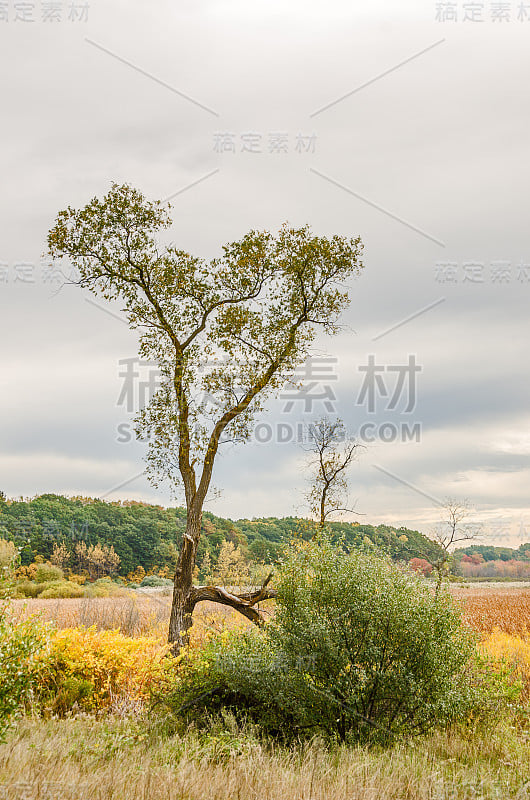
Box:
left=8, top=591, right=273, bottom=642
left=9, top=582, right=530, bottom=637
left=451, top=584, right=530, bottom=636
left=9, top=584, right=530, bottom=703
left=2, top=584, right=530, bottom=799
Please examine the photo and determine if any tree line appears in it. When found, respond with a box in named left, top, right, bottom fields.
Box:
left=0, top=493, right=442, bottom=580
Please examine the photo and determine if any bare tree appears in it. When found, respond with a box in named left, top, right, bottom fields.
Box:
left=431, top=498, right=482, bottom=595
left=47, top=184, right=364, bottom=649
left=305, top=417, right=362, bottom=533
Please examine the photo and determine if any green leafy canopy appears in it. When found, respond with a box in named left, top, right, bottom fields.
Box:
left=48, top=184, right=364, bottom=498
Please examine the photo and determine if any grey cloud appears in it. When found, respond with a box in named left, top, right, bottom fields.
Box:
left=1, top=1, right=529, bottom=542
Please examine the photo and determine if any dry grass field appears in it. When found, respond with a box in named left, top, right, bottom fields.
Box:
left=451, top=584, right=530, bottom=635
left=1, top=715, right=529, bottom=800
left=9, top=583, right=530, bottom=638
left=8, top=594, right=173, bottom=637
left=11, top=592, right=171, bottom=636
left=7, top=591, right=273, bottom=641
left=3, top=584, right=530, bottom=799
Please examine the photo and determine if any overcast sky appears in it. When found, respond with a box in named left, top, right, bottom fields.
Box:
left=1, top=0, right=529, bottom=546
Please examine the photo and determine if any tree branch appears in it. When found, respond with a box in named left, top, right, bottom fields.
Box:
left=190, top=582, right=276, bottom=625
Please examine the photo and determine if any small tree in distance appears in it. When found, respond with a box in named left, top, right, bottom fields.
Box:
left=47, top=184, right=364, bottom=649
left=0, top=539, right=17, bottom=572
left=50, top=542, right=70, bottom=570
left=213, top=540, right=250, bottom=588
left=305, top=417, right=362, bottom=533
left=432, top=498, right=482, bottom=595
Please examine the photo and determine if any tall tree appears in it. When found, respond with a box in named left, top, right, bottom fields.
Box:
left=48, top=184, right=364, bottom=648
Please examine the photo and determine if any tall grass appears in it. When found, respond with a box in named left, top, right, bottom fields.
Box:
left=9, top=596, right=171, bottom=637
left=7, top=595, right=253, bottom=640
left=453, top=588, right=530, bottom=635
left=0, top=715, right=529, bottom=800
left=10, top=585, right=530, bottom=634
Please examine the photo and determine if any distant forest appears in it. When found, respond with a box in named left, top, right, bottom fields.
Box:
left=0, top=493, right=446, bottom=580
left=452, top=543, right=530, bottom=580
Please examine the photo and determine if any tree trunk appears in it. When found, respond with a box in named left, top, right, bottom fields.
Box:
left=167, top=506, right=276, bottom=653
left=168, top=509, right=200, bottom=650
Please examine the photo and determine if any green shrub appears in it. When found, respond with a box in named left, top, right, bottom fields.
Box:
left=15, top=579, right=84, bottom=599
left=34, top=563, right=63, bottom=583
left=51, top=677, right=94, bottom=716
left=83, top=578, right=129, bottom=598
left=15, top=580, right=40, bottom=598
left=0, top=602, right=50, bottom=740
left=139, top=575, right=173, bottom=587
left=171, top=538, right=479, bottom=745
left=38, top=581, right=84, bottom=599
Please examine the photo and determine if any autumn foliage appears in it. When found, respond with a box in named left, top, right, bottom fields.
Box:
left=36, top=627, right=170, bottom=713
left=409, top=557, right=433, bottom=576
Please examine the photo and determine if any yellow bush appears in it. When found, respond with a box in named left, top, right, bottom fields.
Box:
left=39, top=626, right=170, bottom=711
left=15, top=579, right=84, bottom=598
left=83, top=578, right=129, bottom=598
left=482, top=629, right=530, bottom=699
left=15, top=563, right=38, bottom=581
left=127, top=566, right=146, bottom=584
left=68, top=574, right=86, bottom=585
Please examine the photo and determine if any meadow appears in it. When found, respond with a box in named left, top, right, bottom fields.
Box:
left=454, top=584, right=530, bottom=635
left=8, top=585, right=530, bottom=701
left=2, top=583, right=530, bottom=799
left=10, top=581, right=530, bottom=636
